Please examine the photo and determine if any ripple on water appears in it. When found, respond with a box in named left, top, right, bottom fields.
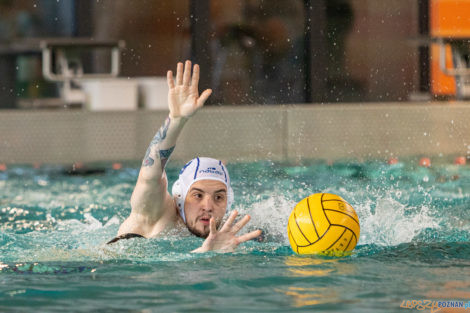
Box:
left=1, top=161, right=470, bottom=312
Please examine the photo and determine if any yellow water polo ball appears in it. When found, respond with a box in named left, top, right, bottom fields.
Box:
left=287, top=193, right=360, bottom=254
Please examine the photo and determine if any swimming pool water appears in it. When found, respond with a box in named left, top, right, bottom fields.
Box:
left=1, top=159, right=470, bottom=312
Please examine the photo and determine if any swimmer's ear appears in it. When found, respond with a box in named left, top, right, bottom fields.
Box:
left=221, top=160, right=227, bottom=166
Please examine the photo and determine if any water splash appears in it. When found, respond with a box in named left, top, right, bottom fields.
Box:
left=357, top=196, right=439, bottom=246
left=237, top=191, right=441, bottom=249
left=242, top=195, right=296, bottom=244
left=1, top=161, right=469, bottom=264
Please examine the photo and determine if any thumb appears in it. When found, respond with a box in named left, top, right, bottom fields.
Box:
left=196, top=89, right=212, bottom=108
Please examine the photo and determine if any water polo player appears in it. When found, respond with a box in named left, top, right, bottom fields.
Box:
left=109, top=61, right=262, bottom=252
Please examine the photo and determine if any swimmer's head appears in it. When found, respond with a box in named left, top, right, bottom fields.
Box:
left=172, top=157, right=233, bottom=238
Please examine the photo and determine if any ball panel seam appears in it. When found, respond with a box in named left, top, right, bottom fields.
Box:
left=331, top=223, right=359, bottom=242
left=293, top=210, right=312, bottom=245
left=295, top=225, right=332, bottom=247
left=288, top=227, right=299, bottom=254
left=323, top=208, right=360, bottom=226
left=320, top=194, right=332, bottom=225
left=345, top=233, right=356, bottom=251
left=325, top=228, right=347, bottom=251
left=306, top=196, right=320, bottom=239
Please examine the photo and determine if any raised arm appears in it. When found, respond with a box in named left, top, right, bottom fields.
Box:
left=140, top=61, right=212, bottom=181
left=119, top=61, right=211, bottom=235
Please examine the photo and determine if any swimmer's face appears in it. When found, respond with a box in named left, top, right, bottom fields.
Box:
left=183, top=180, right=227, bottom=238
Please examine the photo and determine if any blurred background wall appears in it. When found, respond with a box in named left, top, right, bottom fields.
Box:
left=0, top=0, right=430, bottom=107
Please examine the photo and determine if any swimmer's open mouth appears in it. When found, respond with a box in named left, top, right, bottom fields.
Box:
left=199, top=217, right=211, bottom=225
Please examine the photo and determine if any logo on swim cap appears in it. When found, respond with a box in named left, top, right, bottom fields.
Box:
left=199, top=167, right=224, bottom=176
left=172, top=157, right=233, bottom=223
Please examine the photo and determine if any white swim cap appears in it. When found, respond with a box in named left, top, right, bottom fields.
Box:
left=172, top=157, right=234, bottom=223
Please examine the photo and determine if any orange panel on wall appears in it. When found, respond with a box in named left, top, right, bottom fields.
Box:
left=431, top=0, right=470, bottom=37
left=430, top=0, right=470, bottom=96
left=430, top=44, right=456, bottom=95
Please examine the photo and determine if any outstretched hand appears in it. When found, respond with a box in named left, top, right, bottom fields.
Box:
left=167, top=60, right=212, bottom=119
left=192, top=211, right=262, bottom=253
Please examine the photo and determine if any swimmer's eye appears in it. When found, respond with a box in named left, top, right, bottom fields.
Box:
left=192, top=192, right=203, bottom=199
left=214, top=194, right=226, bottom=202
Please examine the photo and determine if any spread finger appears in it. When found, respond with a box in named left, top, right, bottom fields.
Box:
left=209, top=217, right=217, bottom=234
left=183, top=60, right=191, bottom=86
left=232, top=215, right=251, bottom=234
left=176, top=62, right=183, bottom=85
left=196, top=89, right=212, bottom=108
left=221, top=210, right=238, bottom=232
left=191, top=64, right=200, bottom=90
left=237, top=230, right=263, bottom=243
left=167, top=70, right=175, bottom=88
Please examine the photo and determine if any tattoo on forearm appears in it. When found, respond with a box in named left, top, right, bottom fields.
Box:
left=142, top=117, right=173, bottom=167
left=153, top=117, right=170, bottom=144
left=143, top=146, right=154, bottom=167
left=159, top=146, right=175, bottom=169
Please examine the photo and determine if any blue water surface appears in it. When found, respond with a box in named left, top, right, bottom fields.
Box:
left=1, top=159, right=470, bottom=312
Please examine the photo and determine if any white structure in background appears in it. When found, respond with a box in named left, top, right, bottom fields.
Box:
left=41, top=39, right=169, bottom=111
left=437, top=37, right=470, bottom=100
left=138, top=77, right=168, bottom=110
left=41, top=39, right=135, bottom=110
left=54, top=49, right=86, bottom=105
left=80, top=78, right=138, bottom=111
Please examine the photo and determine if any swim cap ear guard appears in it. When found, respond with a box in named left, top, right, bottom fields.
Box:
left=172, top=157, right=234, bottom=224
